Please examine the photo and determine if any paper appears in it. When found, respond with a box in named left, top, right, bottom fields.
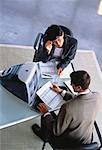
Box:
left=36, top=81, right=63, bottom=110
left=39, top=61, right=57, bottom=78
left=39, top=61, right=74, bottom=79
left=60, top=63, right=74, bottom=79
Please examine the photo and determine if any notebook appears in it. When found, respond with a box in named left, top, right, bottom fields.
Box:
left=36, top=81, right=64, bottom=111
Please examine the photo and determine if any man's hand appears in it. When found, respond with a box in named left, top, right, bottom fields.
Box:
left=45, top=40, right=52, bottom=54
left=57, top=67, right=63, bottom=75
left=50, top=83, right=63, bottom=93
left=37, top=103, right=48, bottom=114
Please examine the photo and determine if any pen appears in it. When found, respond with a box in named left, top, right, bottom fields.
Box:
left=71, top=63, right=75, bottom=71
left=42, top=73, right=52, bottom=77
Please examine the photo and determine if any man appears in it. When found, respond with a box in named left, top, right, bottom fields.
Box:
left=32, top=70, right=100, bottom=148
left=33, top=25, right=77, bottom=75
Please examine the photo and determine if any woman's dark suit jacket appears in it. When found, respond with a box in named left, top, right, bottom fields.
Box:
left=33, top=34, right=77, bottom=70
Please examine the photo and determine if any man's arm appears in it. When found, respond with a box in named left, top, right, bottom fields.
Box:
left=39, top=102, right=72, bottom=135
left=53, top=103, right=72, bottom=135
left=37, top=103, right=54, bottom=130
left=37, top=84, right=73, bottom=132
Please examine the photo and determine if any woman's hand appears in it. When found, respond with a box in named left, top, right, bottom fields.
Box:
left=37, top=103, right=48, bottom=114
left=45, top=40, right=53, bottom=54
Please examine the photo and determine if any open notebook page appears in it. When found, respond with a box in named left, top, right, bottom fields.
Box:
left=36, top=81, right=64, bottom=110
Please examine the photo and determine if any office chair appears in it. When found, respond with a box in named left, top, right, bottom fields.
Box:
left=42, top=121, right=102, bottom=150
left=33, top=26, right=73, bottom=62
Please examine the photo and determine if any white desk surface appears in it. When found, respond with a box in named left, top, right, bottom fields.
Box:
left=0, top=84, right=40, bottom=129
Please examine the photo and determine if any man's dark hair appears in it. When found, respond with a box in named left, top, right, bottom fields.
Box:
left=70, top=70, right=91, bottom=90
left=43, top=25, right=63, bottom=42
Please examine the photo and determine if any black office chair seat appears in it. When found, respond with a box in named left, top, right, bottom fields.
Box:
left=78, top=142, right=99, bottom=150
left=52, top=142, right=99, bottom=150
left=53, top=142, right=99, bottom=150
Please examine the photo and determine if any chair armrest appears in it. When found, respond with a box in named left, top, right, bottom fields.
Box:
left=94, top=121, right=102, bottom=148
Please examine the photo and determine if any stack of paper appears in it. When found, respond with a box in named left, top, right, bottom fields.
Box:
left=39, top=61, right=57, bottom=78
left=39, top=61, right=74, bottom=79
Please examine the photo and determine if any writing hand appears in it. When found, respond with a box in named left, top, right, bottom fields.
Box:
left=50, top=83, right=63, bottom=93
left=37, top=103, right=48, bottom=114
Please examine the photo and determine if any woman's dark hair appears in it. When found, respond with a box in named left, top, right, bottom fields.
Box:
left=43, top=25, right=63, bottom=43
left=70, top=70, right=91, bottom=90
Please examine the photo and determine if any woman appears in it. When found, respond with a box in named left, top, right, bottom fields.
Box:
left=33, top=24, right=78, bottom=75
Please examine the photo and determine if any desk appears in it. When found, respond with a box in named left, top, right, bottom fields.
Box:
left=0, top=74, right=68, bottom=130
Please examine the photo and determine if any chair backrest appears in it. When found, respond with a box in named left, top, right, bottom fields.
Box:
left=33, top=33, right=43, bottom=62
left=33, top=33, right=43, bottom=51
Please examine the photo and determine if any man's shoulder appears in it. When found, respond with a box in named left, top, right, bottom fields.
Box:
left=62, top=95, right=77, bottom=107
left=92, top=91, right=101, bottom=99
